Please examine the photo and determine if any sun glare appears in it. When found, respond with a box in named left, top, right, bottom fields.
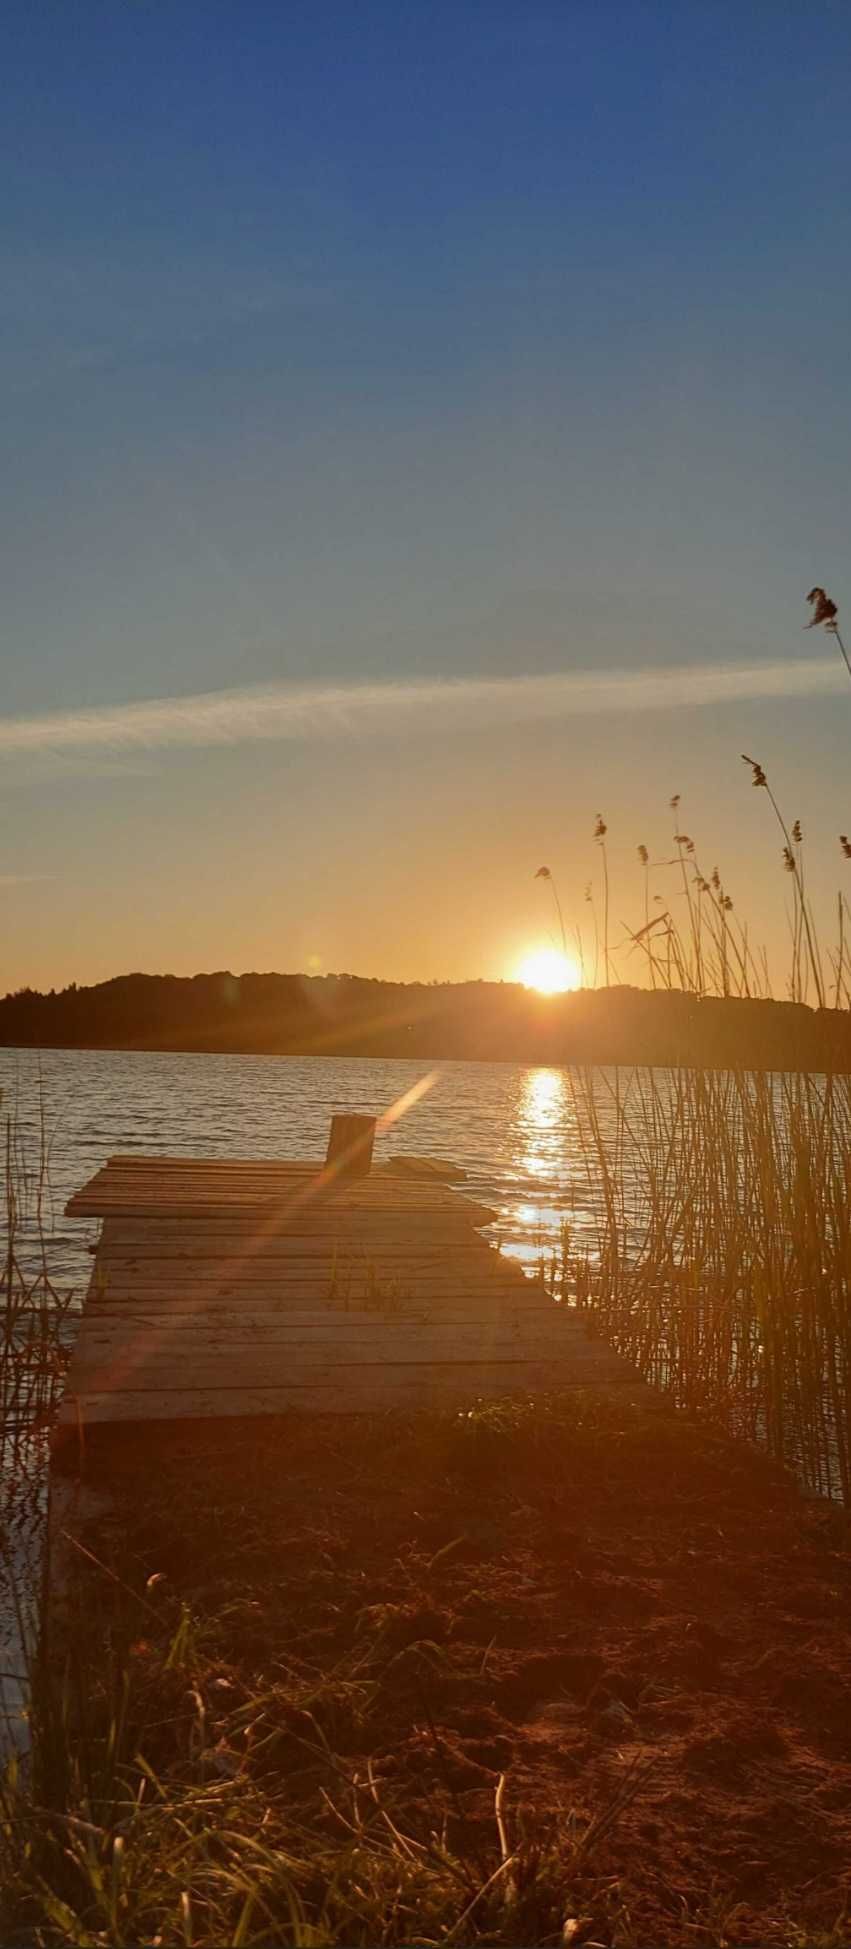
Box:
left=516, top=946, right=580, bottom=995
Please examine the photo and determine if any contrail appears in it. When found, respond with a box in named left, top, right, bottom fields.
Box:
left=0, top=659, right=843, bottom=757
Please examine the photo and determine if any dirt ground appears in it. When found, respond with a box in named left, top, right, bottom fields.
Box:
left=54, top=1394, right=851, bottom=1945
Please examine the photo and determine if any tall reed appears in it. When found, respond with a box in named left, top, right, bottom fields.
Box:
left=0, top=1091, right=74, bottom=1468
left=571, top=1063, right=851, bottom=1498
left=563, top=765, right=851, bottom=1500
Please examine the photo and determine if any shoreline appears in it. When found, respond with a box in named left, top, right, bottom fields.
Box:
left=3, top=1038, right=850, bottom=1081
left=4, top=971, right=851, bottom=1075
left=12, top=1394, right=851, bottom=1946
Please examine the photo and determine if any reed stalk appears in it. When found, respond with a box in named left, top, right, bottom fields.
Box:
left=0, top=1095, right=74, bottom=1468
left=562, top=769, right=851, bottom=1499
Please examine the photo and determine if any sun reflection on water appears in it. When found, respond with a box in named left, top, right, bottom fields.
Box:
left=518, top=1067, right=567, bottom=1177
left=496, top=1066, right=581, bottom=1277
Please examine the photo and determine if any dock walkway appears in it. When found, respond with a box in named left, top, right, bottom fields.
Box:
left=56, top=1139, right=637, bottom=1432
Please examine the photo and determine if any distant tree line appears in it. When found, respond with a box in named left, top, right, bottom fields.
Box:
left=1, top=971, right=851, bottom=1071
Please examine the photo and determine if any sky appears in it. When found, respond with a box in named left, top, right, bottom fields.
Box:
left=3, top=0, right=851, bottom=996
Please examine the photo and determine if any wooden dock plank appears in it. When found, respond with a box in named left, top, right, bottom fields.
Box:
left=86, top=1265, right=515, bottom=1285
left=79, top=1312, right=557, bottom=1332
left=92, top=1229, right=495, bottom=1252
left=80, top=1287, right=549, bottom=1310
left=86, top=1275, right=525, bottom=1301
left=71, top=1322, right=585, bottom=1351
left=57, top=1360, right=637, bottom=1426
left=67, top=1345, right=617, bottom=1395
left=65, top=1158, right=493, bottom=1222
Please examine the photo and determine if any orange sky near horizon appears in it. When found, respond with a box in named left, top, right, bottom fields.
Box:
left=3, top=685, right=849, bottom=1006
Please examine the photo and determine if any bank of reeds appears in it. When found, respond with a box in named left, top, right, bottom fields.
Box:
left=555, top=762, right=851, bottom=1499
left=0, top=1092, right=73, bottom=1470
left=571, top=1063, right=851, bottom=1498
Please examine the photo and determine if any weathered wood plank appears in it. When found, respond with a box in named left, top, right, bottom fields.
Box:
left=84, top=1295, right=532, bottom=1316
left=92, top=1231, right=490, bottom=1247
left=56, top=1359, right=636, bottom=1426
left=83, top=1275, right=528, bottom=1297
left=71, top=1159, right=471, bottom=1190
left=73, top=1319, right=580, bottom=1346
left=83, top=1299, right=527, bottom=1319
left=79, top=1318, right=566, bottom=1340
left=102, top=1155, right=464, bottom=1177
left=65, top=1156, right=494, bottom=1224
left=75, top=1333, right=564, bottom=1358
left=72, top=1153, right=467, bottom=1184
left=92, top=1257, right=498, bottom=1277
left=67, top=1198, right=497, bottom=1225
left=68, top=1341, right=610, bottom=1388
left=65, top=1343, right=588, bottom=1372
left=82, top=1288, right=531, bottom=1311
left=92, top=1213, right=489, bottom=1234
left=91, top=1224, right=491, bottom=1246
left=80, top=1292, right=546, bottom=1313
left=69, top=1315, right=585, bottom=1350
left=93, top=1249, right=504, bottom=1265
left=72, top=1307, right=576, bottom=1331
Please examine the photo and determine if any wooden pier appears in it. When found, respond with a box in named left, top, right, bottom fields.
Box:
left=55, top=1122, right=638, bottom=1440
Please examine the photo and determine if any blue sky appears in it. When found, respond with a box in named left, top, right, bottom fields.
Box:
left=3, top=2, right=851, bottom=989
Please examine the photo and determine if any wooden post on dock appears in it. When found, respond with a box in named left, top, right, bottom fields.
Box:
left=324, top=1113, right=376, bottom=1180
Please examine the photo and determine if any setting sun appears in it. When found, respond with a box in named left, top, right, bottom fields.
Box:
left=516, top=946, right=581, bottom=994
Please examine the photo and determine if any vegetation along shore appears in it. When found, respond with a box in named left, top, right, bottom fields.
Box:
left=5, top=972, right=851, bottom=1070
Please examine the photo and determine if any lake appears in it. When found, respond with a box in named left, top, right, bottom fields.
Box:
left=0, top=1046, right=604, bottom=1297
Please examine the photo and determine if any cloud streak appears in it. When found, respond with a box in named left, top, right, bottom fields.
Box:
left=0, top=660, right=843, bottom=759
left=0, top=873, right=54, bottom=887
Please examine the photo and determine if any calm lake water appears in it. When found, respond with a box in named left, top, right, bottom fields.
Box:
left=0, top=1046, right=602, bottom=1296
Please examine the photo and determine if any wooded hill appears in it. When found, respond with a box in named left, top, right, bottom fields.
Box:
left=2, top=971, right=851, bottom=1072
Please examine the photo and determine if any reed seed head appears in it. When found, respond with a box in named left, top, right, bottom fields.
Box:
left=742, top=754, right=767, bottom=789
left=806, top=586, right=838, bottom=629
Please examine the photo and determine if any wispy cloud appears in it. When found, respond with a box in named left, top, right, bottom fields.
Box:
left=0, top=660, right=842, bottom=760
left=0, top=873, right=54, bottom=887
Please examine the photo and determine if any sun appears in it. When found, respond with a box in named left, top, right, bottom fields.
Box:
left=516, top=946, right=581, bottom=995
